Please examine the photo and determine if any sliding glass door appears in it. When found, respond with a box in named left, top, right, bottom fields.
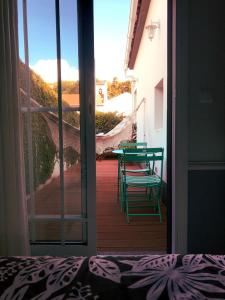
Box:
left=18, top=0, right=96, bottom=255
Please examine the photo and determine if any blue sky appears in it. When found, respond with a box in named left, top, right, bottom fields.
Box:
left=18, top=0, right=130, bottom=82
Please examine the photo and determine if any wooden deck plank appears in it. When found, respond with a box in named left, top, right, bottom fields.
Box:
left=96, top=159, right=167, bottom=252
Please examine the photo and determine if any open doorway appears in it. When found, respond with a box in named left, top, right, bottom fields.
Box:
left=17, top=0, right=171, bottom=255
left=94, top=0, right=168, bottom=254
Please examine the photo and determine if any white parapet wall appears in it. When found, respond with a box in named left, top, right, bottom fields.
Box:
left=96, top=92, right=132, bottom=116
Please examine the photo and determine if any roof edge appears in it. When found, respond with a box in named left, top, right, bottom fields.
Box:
left=125, top=0, right=151, bottom=70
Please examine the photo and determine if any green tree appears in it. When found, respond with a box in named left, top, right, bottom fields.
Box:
left=107, top=78, right=131, bottom=99
left=51, top=81, right=79, bottom=94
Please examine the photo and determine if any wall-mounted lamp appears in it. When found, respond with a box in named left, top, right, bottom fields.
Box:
left=146, top=20, right=160, bottom=41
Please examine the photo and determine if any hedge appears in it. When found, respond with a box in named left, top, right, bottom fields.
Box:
left=95, top=111, right=123, bottom=134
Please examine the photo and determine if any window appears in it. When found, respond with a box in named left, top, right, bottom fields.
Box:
left=154, top=79, right=164, bottom=130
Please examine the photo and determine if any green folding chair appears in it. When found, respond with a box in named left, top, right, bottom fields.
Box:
left=118, top=142, right=147, bottom=149
left=117, top=142, right=147, bottom=202
left=120, top=147, right=164, bottom=223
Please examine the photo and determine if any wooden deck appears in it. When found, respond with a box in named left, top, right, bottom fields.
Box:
left=96, top=159, right=167, bottom=253
left=34, top=159, right=167, bottom=252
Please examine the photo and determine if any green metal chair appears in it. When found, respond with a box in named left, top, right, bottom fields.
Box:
left=118, top=142, right=147, bottom=149
left=120, top=147, right=164, bottom=223
left=119, top=146, right=152, bottom=210
left=117, top=142, right=148, bottom=202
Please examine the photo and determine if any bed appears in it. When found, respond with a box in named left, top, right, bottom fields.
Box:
left=1, top=254, right=225, bottom=299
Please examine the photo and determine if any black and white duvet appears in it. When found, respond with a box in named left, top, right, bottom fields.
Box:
left=1, top=255, right=225, bottom=299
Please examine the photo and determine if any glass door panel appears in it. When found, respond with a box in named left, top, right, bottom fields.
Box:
left=18, top=0, right=95, bottom=255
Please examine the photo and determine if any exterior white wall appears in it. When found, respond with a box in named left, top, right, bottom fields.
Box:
left=96, top=92, right=132, bottom=116
left=96, top=81, right=107, bottom=106
left=132, top=0, right=167, bottom=181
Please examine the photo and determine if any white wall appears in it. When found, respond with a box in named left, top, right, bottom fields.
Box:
left=96, top=81, right=107, bottom=106
left=132, top=0, right=167, bottom=181
left=96, top=92, right=132, bottom=116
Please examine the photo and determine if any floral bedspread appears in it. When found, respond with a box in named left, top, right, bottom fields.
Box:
left=1, top=255, right=225, bottom=299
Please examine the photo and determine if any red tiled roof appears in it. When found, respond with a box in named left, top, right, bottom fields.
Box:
left=62, top=93, right=79, bottom=106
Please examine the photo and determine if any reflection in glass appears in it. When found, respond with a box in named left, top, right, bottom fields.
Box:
left=35, top=221, right=84, bottom=242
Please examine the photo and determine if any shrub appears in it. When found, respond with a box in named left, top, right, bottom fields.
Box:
left=20, top=61, right=81, bottom=191
left=23, top=114, right=57, bottom=191
left=64, top=146, right=79, bottom=167
left=32, top=115, right=57, bottom=187
left=20, top=62, right=57, bottom=190
left=95, top=111, right=123, bottom=134
left=63, top=111, right=80, bottom=128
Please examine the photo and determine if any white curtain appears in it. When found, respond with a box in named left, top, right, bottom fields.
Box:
left=0, top=0, right=30, bottom=255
